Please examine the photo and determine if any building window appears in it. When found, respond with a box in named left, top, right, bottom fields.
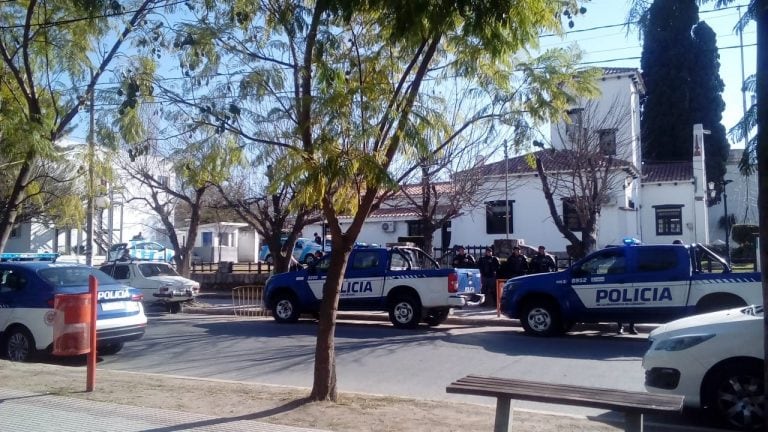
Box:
left=407, top=220, right=424, bottom=237
left=562, top=198, right=583, bottom=231
left=485, top=200, right=513, bottom=234
left=219, top=232, right=233, bottom=247
left=654, top=205, right=683, bottom=236
left=158, top=175, right=170, bottom=187
left=598, top=128, right=617, bottom=156
left=566, top=108, right=585, bottom=142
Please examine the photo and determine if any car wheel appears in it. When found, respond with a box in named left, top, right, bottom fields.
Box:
left=265, top=255, right=273, bottom=265
left=304, top=254, right=315, bottom=265
left=520, top=300, right=562, bottom=337
left=424, top=308, right=450, bottom=327
left=388, top=295, right=421, bottom=329
left=98, top=342, right=125, bottom=356
left=704, top=360, right=764, bottom=430
left=168, top=302, right=182, bottom=314
left=3, top=326, right=36, bottom=362
left=272, top=293, right=299, bottom=323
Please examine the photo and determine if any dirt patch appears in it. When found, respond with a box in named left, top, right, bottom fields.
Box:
left=0, top=360, right=625, bottom=431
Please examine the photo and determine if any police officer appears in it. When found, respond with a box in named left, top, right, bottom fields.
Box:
left=452, top=246, right=476, bottom=268
left=477, top=247, right=500, bottom=307
left=499, top=246, right=528, bottom=279
left=528, top=245, right=556, bottom=274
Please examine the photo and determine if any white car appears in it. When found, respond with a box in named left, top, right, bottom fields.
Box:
left=99, top=262, right=199, bottom=313
left=642, top=305, right=764, bottom=430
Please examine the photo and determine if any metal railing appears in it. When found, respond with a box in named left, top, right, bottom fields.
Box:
left=191, top=261, right=273, bottom=274
left=231, top=285, right=268, bottom=317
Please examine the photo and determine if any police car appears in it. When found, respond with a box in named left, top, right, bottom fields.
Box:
left=0, top=261, right=147, bottom=362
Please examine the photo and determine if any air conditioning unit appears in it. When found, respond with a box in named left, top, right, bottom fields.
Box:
left=381, top=221, right=396, bottom=232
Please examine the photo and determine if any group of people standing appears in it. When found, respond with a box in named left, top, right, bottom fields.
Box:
left=452, top=245, right=557, bottom=307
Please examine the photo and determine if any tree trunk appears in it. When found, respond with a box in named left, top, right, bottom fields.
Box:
left=309, top=237, right=352, bottom=401
left=309, top=249, right=347, bottom=401
left=580, top=229, right=598, bottom=257
left=0, top=153, right=35, bottom=253
left=422, top=222, right=436, bottom=255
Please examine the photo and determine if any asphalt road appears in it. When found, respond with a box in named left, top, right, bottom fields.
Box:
left=86, top=312, right=726, bottom=430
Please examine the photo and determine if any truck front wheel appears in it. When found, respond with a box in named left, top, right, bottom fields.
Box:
left=272, top=293, right=300, bottom=323
left=520, top=300, right=563, bottom=337
left=389, top=295, right=421, bottom=329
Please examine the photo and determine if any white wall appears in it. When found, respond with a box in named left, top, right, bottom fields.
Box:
left=708, top=149, right=758, bottom=244
left=639, top=181, right=703, bottom=245
left=450, top=173, right=640, bottom=253
left=550, top=71, right=643, bottom=169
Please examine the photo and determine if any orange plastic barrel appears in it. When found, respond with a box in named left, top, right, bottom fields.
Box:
left=52, top=293, right=92, bottom=356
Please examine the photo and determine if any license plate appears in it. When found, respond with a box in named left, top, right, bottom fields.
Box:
left=101, top=301, right=127, bottom=311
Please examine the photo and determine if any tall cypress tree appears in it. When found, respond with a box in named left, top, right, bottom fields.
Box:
left=690, top=21, right=730, bottom=203
left=640, top=0, right=699, bottom=162
left=640, top=0, right=730, bottom=202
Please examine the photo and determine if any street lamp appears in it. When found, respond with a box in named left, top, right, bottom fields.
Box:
left=708, top=179, right=734, bottom=264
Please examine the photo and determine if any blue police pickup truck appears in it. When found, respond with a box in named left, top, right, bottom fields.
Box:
left=264, top=245, right=466, bottom=328
left=499, top=241, right=762, bottom=336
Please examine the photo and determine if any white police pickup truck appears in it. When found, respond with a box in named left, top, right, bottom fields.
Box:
left=264, top=245, right=465, bottom=328
left=499, top=241, right=761, bottom=336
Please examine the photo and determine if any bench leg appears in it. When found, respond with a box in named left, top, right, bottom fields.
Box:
left=624, top=412, right=643, bottom=432
left=494, top=397, right=511, bottom=432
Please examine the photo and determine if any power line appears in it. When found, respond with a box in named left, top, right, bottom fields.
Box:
left=0, top=0, right=188, bottom=31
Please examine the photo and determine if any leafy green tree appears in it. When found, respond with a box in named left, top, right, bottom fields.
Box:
left=0, top=0, right=170, bottom=253
left=638, top=0, right=730, bottom=202
left=147, top=0, right=592, bottom=402
left=690, top=21, right=730, bottom=203
left=639, top=0, right=699, bottom=163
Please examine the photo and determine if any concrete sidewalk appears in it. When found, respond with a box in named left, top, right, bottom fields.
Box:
left=0, top=388, right=327, bottom=432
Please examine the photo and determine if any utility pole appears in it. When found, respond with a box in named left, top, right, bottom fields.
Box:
left=85, top=70, right=95, bottom=266
left=504, top=140, right=509, bottom=239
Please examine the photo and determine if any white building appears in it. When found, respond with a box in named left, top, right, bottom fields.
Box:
left=306, top=67, right=750, bottom=258
left=6, top=148, right=173, bottom=256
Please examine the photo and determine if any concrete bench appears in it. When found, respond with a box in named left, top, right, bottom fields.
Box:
left=446, top=374, right=683, bottom=432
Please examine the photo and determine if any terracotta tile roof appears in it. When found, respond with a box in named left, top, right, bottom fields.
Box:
left=601, top=67, right=639, bottom=76
left=471, top=150, right=635, bottom=177
left=398, top=182, right=454, bottom=196
left=598, top=67, right=645, bottom=94
left=337, top=205, right=453, bottom=220
left=641, top=162, right=692, bottom=183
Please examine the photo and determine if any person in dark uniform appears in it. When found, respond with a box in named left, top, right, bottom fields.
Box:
left=477, top=247, right=500, bottom=307
left=451, top=246, right=476, bottom=268
left=499, top=246, right=528, bottom=279
left=528, top=245, right=556, bottom=274
left=617, top=322, right=637, bottom=334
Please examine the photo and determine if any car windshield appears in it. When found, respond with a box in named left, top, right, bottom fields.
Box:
left=39, top=266, right=116, bottom=286
left=138, top=263, right=179, bottom=277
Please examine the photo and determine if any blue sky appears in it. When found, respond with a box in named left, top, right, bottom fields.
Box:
left=539, top=0, right=757, bottom=148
